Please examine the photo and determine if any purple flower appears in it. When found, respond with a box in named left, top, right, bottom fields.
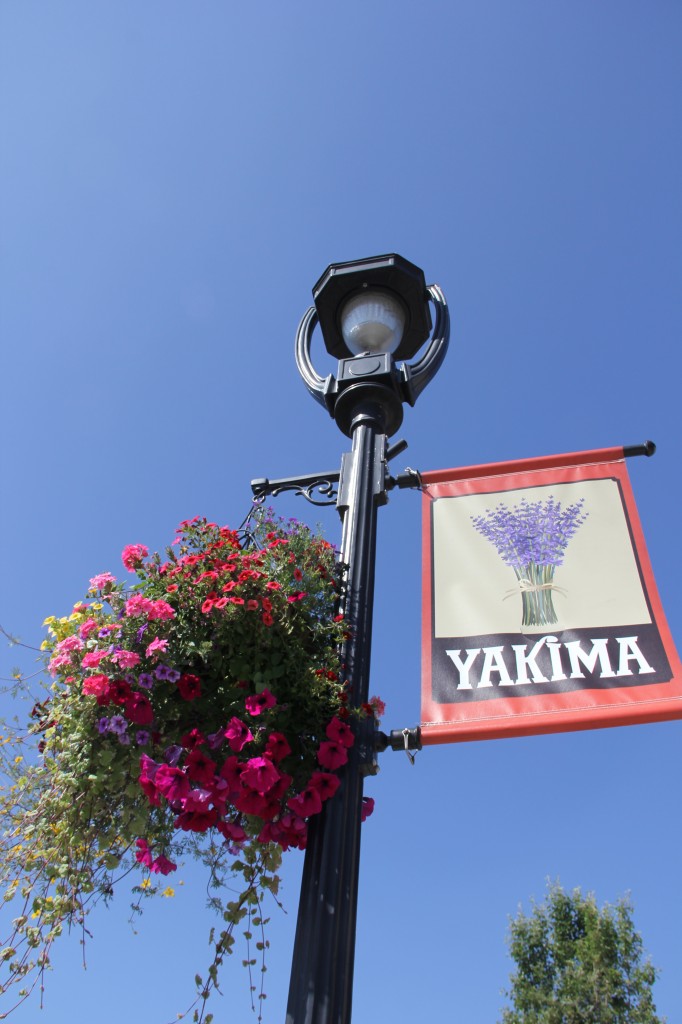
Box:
left=109, top=715, right=128, bottom=736
left=164, top=744, right=183, bottom=766
left=471, top=496, right=587, bottom=570
left=118, top=731, right=131, bottom=745
left=136, top=730, right=151, bottom=745
left=155, top=664, right=181, bottom=682
left=136, top=622, right=149, bottom=643
left=138, top=673, right=154, bottom=689
left=97, top=717, right=110, bottom=734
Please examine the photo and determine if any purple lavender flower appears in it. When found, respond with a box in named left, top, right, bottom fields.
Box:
left=471, top=495, right=588, bottom=627
left=136, top=730, right=151, bottom=746
left=471, top=496, right=587, bottom=570
left=97, top=717, right=110, bottom=734
left=138, top=673, right=154, bottom=689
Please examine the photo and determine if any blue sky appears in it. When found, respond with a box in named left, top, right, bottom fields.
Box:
left=1, top=2, right=681, bottom=1021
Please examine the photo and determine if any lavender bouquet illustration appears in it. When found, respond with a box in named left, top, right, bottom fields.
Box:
left=471, top=495, right=588, bottom=627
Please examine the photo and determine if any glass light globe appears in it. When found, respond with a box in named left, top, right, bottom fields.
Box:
left=339, top=290, right=406, bottom=355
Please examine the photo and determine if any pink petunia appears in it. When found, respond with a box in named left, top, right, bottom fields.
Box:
left=82, top=650, right=109, bottom=668
left=79, top=618, right=99, bottom=639
left=147, top=599, right=175, bottom=621
left=89, top=572, right=116, bottom=591
left=111, top=649, right=141, bottom=669
left=122, top=544, right=149, bottom=571
left=125, top=594, right=154, bottom=617
left=145, top=637, right=168, bottom=659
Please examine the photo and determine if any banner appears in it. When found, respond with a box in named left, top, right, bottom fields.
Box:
left=420, top=446, right=682, bottom=743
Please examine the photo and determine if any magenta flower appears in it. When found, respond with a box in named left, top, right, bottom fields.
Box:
left=224, top=717, right=254, bottom=752
left=244, top=688, right=277, bottom=716
left=240, top=756, right=281, bottom=795
left=287, top=787, right=323, bottom=818
left=135, top=837, right=154, bottom=868
left=151, top=853, right=176, bottom=875
left=154, top=764, right=190, bottom=805
left=317, top=740, right=349, bottom=771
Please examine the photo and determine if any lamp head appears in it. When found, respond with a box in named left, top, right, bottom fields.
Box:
left=313, top=254, right=432, bottom=362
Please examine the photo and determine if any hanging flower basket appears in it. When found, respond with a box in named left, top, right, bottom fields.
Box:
left=0, top=511, right=382, bottom=1021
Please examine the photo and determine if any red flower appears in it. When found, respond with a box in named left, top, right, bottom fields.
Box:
left=185, top=749, right=217, bottom=786
left=361, top=796, right=375, bottom=822
left=83, top=674, right=110, bottom=701
left=217, top=821, right=247, bottom=843
left=264, top=732, right=291, bottom=762
left=287, top=787, right=323, bottom=818
left=124, top=692, right=154, bottom=726
left=308, top=771, right=341, bottom=802
left=326, top=717, right=354, bottom=748
left=262, top=612, right=274, bottom=627
left=180, top=727, right=206, bottom=749
left=317, top=740, right=349, bottom=771
left=177, top=673, right=201, bottom=700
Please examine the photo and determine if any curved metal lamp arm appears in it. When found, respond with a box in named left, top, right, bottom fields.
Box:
left=295, top=306, right=329, bottom=408
left=402, top=283, right=450, bottom=403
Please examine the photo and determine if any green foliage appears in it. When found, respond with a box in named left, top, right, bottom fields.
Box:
left=0, top=509, right=361, bottom=1021
left=500, top=882, right=664, bottom=1024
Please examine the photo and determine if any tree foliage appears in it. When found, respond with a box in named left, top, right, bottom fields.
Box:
left=500, top=882, right=665, bottom=1024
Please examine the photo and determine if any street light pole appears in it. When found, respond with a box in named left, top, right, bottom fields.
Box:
left=271, top=256, right=449, bottom=1024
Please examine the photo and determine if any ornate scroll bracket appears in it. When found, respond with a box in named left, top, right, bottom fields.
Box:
left=251, top=439, right=417, bottom=509
left=251, top=471, right=341, bottom=507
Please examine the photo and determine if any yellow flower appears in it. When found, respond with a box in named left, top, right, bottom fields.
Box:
left=161, top=887, right=175, bottom=898
left=140, top=878, right=152, bottom=890
left=13, top=757, right=23, bottom=765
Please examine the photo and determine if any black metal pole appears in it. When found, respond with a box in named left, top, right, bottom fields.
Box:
left=285, top=399, right=388, bottom=1024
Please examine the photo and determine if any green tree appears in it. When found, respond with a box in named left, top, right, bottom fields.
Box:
left=500, top=883, right=665, bottom=1024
